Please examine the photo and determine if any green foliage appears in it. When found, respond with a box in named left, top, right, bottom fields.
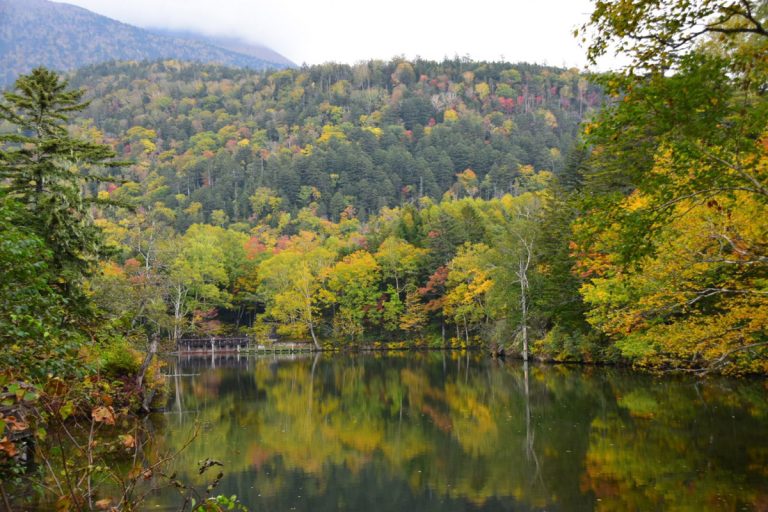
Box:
left=578, top=0, right=767, bottom=74
left=99, top=339, right=142, bottom=378
left=192, top=494, right=249, bottom=511
left=63, top=58, right=600, bottom=227
left=0, top=68, right=129, bottom=380
left=573, top=0, right=768, bottom=373
left=0, top=67, right=124, bottom=326
left=326, top=250, right=382, bottom=340
left=532, top=324, right=613, bottom=362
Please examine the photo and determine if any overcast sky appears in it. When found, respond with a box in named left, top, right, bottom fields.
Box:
left=58, top=0, right=602, bottom=68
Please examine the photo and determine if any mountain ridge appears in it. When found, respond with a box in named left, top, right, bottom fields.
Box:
left=149, top=28, right=296, bottom=68
left=0, top=0, right=291, bottom=86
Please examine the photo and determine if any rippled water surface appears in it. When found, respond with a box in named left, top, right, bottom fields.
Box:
left=145, top=352, right=768, bottom=511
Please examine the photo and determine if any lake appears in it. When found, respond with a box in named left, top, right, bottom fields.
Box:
left=144, top=351, right=768, bottom=511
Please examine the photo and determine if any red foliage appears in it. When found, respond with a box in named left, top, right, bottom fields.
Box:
left=350, top=234, right=368, bottom=248
left=123, top=258, right=141, bottom=272
left=274, top=236, right=291, bottom=253
left=245, top=237, right=267, bottom=258
left=340, top=204, right=357, bottom=220
left=497, top=97, right=516, bottom=113
left=418, top=266, right=449, bottom=297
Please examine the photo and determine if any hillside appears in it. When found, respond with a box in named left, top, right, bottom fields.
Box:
left=0, top=0, right=290, bottom=86
left=67, top=58, right=602, bottom=228
left=150, top=29, right=296, bottom=68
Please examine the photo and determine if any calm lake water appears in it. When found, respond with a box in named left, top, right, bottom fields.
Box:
left=144, top=352, right=768, bottom=511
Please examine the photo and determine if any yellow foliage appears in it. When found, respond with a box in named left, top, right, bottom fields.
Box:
left=578, top=143, right=768, bottom=373
left=363, top=126, right=383, bottom=138
left=538, top=109, right=558, bottom=129
left=475, top=82, right=490, bottom=100
left=317, top=124, right=346, bottom=143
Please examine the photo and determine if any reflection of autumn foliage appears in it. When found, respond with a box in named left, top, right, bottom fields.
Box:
left=580, top=378, right=768, bottom=511
left=191, top=370, right=223, bottom=399
left=444, top=382, right=498, bottom=456
left=147, top=356, right=768, bottom=510
left=419, top=403, right=453, bottom=433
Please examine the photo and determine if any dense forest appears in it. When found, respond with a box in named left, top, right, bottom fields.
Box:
left=58, top=44, right=765, bottom=375
left=53, top=58, right=604, bottom=358
left=2, top=47, right=765, bottom=375
left=66, top=58, right=599, bottom=222
left=0, top=0, right=766, bottom=508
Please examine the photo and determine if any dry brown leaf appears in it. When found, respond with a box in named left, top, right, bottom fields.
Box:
left=121, top=434, right=136, bottom=449
left=92, top=406, right=116, bottom=425
left=95, top=498, right=113, bottom=510
left=0, top=436, right=18, bottom=457
left=45, top=377, right=69, bottom=397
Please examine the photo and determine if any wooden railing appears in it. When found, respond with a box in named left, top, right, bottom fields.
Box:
left=177, top=337, right=250, bottom=353
left=176, top=337, right=314, bottom=353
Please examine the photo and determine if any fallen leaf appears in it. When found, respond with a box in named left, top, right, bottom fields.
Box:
left=120, top=434, right=136, bottom=449
left=92, top=406, right=116, bottom=425
left=45, top=377, right=69, bottom=397
left=95, top=498, right=112, bottom=510
left=0, top=436, right=18, bottom=457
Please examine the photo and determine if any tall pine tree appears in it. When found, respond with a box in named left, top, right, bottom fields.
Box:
left=0, top=67, right=125, bottom=322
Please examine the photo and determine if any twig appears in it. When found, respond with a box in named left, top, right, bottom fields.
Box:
left=0, top=482, right=13, bottom=512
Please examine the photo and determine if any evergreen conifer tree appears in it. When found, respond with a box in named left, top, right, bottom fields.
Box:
left=0, top=67, right=124, bottom=321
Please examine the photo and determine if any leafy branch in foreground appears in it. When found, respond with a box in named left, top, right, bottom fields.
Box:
left=574, top=0, right=768, bottom=373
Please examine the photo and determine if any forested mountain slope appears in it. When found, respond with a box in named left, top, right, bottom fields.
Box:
left=0, top=0, right=289, bottom=86
left=67, top=59, right=601, bottom=228
left=151, top=28, right=296, bottom=68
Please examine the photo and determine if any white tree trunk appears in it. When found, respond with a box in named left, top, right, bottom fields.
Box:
left=520, top=257, right=529, bottom=361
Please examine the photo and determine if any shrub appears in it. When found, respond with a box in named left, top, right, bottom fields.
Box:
left=100, top=340, right=142, bottom=378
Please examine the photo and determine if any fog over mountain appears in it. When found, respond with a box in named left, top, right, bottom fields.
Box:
left=0, top=0, right=291, bottom=86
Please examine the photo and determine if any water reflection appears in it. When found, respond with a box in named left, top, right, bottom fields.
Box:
left=147, top=353, right=768, bottom=511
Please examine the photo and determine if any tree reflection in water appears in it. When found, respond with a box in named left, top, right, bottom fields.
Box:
left=146, top=353, right=768, bottom=511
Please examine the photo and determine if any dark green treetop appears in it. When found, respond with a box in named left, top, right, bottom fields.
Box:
left=0, top=67, right=125, bottom=321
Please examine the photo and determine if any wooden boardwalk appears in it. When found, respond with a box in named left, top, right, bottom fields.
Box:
left=177, top=337, right=314, bottom=354
left=177, top=337, right=249, bottom=353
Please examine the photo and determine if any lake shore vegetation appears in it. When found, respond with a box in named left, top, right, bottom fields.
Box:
left=0, top=0, right=766, bottom=507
